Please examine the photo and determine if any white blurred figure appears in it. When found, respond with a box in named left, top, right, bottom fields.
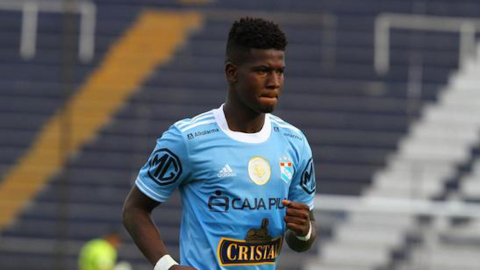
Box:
left=114, top=261, right=132, bottom=270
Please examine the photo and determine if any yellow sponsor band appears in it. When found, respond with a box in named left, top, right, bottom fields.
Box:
left=217, top=236, right=283, bottom=267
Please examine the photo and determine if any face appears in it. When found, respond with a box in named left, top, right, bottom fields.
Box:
left=227, top=49, right=285, bottom=114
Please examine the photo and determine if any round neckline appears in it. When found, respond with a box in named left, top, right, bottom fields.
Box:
left=213, top=104, right=271, bottom=144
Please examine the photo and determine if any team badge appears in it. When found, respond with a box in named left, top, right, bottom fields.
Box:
left=248, top=156, right=271, bottom=185
left=279, top=157, right=293, bottom=184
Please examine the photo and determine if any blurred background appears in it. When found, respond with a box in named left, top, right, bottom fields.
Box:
left=1, top=0, right=480, bottom=269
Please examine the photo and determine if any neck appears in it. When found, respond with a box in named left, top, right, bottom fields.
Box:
left=223, top=101, right=265, bottom=133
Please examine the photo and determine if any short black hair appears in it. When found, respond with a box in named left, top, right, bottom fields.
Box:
left=226, top=17, right=287, bottom=64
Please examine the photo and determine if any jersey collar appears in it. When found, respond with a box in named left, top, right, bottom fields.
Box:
left=213, top=104, right=272, bottom=144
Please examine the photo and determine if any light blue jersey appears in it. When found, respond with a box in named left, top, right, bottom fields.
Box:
left=136, top=105, right=316, bottom=269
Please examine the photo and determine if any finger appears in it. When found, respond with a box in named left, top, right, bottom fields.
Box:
left=281, top=200, right=291, bottom=207
left=285, top=207, right=310, bottom=219
left=284, top=215, right=307, bottom=225
left=283, top=200, right=309, bottom=210
left=286, top=219, right=311, bottom=234
left=285, top=222, right=306, bottom=235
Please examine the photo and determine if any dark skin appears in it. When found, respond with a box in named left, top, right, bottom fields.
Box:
left=122, top=48, right=316, bottom=270
left=123, top=187, right=196, bottom=270
left=224, top=48, right=284, bottom=132
left=281, top=200, right=317, bottom=252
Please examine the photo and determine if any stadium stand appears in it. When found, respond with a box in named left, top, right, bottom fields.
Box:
left=310, top=51, right=480, bottom=269
left=0, top=0, right=479, bottom=269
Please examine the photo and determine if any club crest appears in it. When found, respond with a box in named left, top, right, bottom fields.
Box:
left=248, top=156, right=271, bottom=185
left=279, top=157, right=293, bottom=184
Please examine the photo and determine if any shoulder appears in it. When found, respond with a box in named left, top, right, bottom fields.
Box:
left=160, top=109, right=220, bottom=143
left=269, top=114, right=306, bottom=143
left=173, top=110, right=217, bottom=133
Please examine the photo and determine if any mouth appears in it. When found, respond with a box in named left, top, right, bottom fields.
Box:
left=260, top=93, right=278, bottom=99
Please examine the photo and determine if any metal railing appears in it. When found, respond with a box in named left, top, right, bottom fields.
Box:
left=314, top=194, right=480, bottom=218
left=0, top=0, right=96, bottom=62
left=312, top=194, right=480, bottom=270
left=374, top=13, right=480, bottom=74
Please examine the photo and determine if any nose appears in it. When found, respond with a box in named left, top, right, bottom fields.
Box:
left=266, top=72, right=282, bottom=89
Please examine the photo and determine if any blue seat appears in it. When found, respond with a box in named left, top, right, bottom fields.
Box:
left=0, top=253, right=78, bottom=270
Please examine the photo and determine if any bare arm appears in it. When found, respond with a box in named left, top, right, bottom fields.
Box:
left=122, top=186, right=167, bottom=264
left=122, top=186, right=196, bottom=269
left=282, top=200, right=317, bottom=252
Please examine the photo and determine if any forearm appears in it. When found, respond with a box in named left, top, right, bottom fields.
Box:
left=122, top=207, right=169, bottom=266
left=286, top=220, right=317, bottom=252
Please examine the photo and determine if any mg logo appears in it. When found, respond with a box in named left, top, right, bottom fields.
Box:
left=300, top=158, right=315, bottom=194
left=147, top=148, right=182, bottom=185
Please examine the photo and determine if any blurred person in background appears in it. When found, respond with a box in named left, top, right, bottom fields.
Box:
left=123, top=17, right=317, bottom=270
left=78, top=229, right=130, bottom=270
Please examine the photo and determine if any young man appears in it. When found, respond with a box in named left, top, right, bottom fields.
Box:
left=122, top=17, right=317, bottom=270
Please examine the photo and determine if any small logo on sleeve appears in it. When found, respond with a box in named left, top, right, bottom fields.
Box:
left=217, top=218, right=282, bottom=266
left=147, top=148, right=182, bottom=186
left=300, top=158, right=315, bottom=194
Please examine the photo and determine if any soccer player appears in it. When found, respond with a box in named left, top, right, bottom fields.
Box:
left=122, top=17, right=317, bottom=270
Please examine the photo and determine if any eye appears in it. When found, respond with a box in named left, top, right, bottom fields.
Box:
left=276, top=69, right=285, bottom=75
left=253, top=66, right=270, bottom=75
left=256, top=69, right=268, bottom=75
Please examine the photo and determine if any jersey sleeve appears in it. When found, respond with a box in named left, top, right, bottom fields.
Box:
left=288, top=136, right=316, bottom=210
left=135, top=125, right=191, bottom=202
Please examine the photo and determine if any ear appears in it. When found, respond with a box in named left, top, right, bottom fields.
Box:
left=225, top=62, right=237, bottom=84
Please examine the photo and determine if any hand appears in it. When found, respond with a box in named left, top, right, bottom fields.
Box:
left=281, top=200, right=310, bottom=237
left=170, top=265, right=197, bottom=270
